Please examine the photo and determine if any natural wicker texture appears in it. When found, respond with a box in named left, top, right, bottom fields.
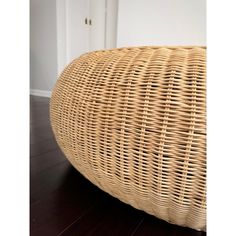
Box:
left=50, top=46, right=206, bottom=231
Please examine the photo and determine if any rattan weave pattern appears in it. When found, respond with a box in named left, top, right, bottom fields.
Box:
left=50, top=46, right=206, bottom=231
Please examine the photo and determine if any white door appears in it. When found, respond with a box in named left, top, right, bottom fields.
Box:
left=66, top=0, right=90, bottom=62
left=89, top=0, right=106, bottom=51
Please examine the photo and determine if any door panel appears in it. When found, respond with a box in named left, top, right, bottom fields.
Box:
left=89, top=0, right=106, bottom=51
left=66, top=0, right=90, bottom=62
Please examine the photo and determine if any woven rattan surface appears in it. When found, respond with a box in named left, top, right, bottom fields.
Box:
left=50, top=46, right=206, bottom=231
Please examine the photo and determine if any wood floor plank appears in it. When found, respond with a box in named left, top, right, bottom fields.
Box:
left=30, top=148, right=66, bottom=175
left=30, top=137, right=59, bottom=157
left=132, top=214, right=206, bottom=236
left=31, top=167, right=104, bottom=236
left=59, top=194, right=145, bottom=236
left=30, top=161, right=71, bottom=204
left=30, top=114, right=50, bottom=124
left=30, top=124, right=54, bottom=142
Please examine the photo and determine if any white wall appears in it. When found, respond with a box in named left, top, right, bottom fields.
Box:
left=30, top=0, right=58, bottom=93
left=56, top=0, right=67, bottom=76
left=117, top=0, right=206, bottom=47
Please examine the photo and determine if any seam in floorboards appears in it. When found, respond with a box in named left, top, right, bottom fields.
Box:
left=30, top=160, right=70, bottom=206
left=56, top=203, right=98, bottom=236
left=130, top=217, right=145, bottom=236
left=30, top=145, right=61, bottom=159
left=30, top=157, right=68, bottom=177
left=30, top=159, right=69, bottom=180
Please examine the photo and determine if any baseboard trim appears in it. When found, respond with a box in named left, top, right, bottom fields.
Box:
left=30, top=89, right=52, bottom=98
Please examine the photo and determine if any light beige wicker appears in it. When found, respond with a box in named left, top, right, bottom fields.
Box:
left=50, top=46, right=206, bottom=231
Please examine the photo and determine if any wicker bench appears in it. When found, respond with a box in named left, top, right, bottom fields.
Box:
left=50, top=46, right=206, bottom=231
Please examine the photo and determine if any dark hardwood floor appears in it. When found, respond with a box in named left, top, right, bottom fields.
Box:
left=30, top=95, right=206, bottom=236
